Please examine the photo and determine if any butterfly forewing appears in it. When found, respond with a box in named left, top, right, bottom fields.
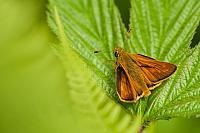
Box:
left=132, top=54, right=177, bottom=83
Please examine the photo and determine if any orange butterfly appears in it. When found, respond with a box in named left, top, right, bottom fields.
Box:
left=114, top=48, right=177, bottom=102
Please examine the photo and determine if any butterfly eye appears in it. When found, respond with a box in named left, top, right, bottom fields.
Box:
left=114, top=51, right=119, bottom=57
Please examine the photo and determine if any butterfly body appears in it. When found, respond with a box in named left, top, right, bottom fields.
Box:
left=114, top=48, right=177, bottom=102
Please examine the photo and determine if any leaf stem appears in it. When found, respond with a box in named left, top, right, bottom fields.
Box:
left=139, top=125, right=145, bottom=133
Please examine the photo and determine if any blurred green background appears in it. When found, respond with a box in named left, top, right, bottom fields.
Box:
left=0, top=0, right=199, bottom=133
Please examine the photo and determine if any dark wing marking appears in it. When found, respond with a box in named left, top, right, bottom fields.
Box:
left=116, top=66, right=137, bottom=102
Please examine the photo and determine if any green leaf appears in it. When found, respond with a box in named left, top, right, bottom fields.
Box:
left=48, top=0, right=129, bottom=103
left=48, top=0, right=200, bottom=128
left=130, top=0, right=200, bottom=62
left=145, top=44, right=200, bottom=121
left=129, top=0, right=200, bottom=122
left=50, top=7, right=141, bottom=132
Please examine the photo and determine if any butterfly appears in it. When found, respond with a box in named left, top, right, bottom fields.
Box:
left=114, top=48, right=177, bottom=102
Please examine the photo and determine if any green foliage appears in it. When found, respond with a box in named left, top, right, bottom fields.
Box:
left=129, top=0, right=200, bottom=122
left=50, top=8, right=141, bottom=132
left=48, top=0, right=200, bottom=130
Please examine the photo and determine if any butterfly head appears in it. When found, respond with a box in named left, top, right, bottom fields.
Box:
left=114, top=47, right=124, bottom=58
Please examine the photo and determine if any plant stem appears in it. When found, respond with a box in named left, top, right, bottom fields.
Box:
left=139, top=125, right=145, bottom=133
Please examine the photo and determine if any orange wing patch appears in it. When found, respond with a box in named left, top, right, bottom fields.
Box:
left=132, top=54, right=177, bottom=83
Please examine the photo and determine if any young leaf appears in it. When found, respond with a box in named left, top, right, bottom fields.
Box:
left=145, top=44, right=200, bottom=121
left=48, top=0, right=200, bottom=127
left=50, top=7, right=141, bottom=133
left=48, top=0, right=130, bottom=109
left=129, top=0, right=200, bottom=122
